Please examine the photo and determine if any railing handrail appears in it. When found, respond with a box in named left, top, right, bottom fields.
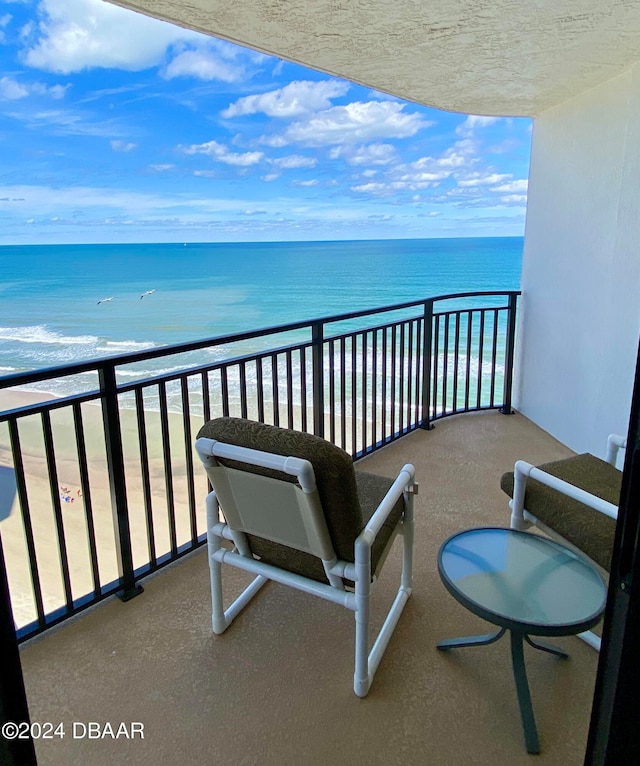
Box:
left=0, top=290, right=520, bottom=391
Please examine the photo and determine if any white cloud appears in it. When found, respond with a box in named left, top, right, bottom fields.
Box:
left=0, top=182, right=280, bottom=217
left=330, top=143, right=396, bottom=166
left=181, top=139, right=264, bottom=167
left=458, top=172, right=511, bottom=187
left=0, top=13, right=10, bottom=43
left=448, top=187, right=527, bottom=208
left=7, top=106, right=126, bottom=136
left=7, top=106, right=131, bottom=137
left=456, top=115, right=499, bottom=137
left=488, top=138, right=521, bottom=154
left=163, top=48, right=244, bottom=83
left=351, top=182, right=386, bottom=194
left=292, top=179, right=318, bottom=187
left=405, top=155, right=458, bottom=176
left=0, top=75, right=68, bottom=100
left=149, top=164, right=175, bottom=172
left=110, top=140, right=136, bottom=152
left=467, top=115, right=499, bottom=129
left=430, top=149, right=467, bottom=169
left=261, top=173, right=280, bottom=182
left=491, top=179, right=528, bottom=193
left=395, top=171, right=449, bottom=185
left=38, top=82, right=67, bottom=98
left=271, top=155, right=317, bottom=169
left=282, top=101, right=430, bottom=147
left=348, top=146, right=469, bottom=197
left=0, top=76, right=28, bottom=99
left=20, top=21, right=34, bottom=40
left=222, top=79, right=349, bottom=118
left=258, top=134, right=288, bottom=148
left=23, top=0, right=202, bottom=73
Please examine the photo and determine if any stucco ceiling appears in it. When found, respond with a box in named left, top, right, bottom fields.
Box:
left=109, top=0, right=640, bottom=116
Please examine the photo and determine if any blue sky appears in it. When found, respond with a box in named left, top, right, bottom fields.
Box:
left=0, top=0, right=532, bottom=244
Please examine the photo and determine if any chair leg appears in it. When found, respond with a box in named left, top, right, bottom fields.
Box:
left=207, top=493, right=227, bottom=634
left=577, top=629, right=601, bottom=651
left=353, top=552, right=372, bottom=698
left=209, top=536, right=269, bottom=633
left=353, top=496, right=414, bottom=697
left=209, top=544, right=228, bottom=635
left=207, top=492, right=268, bottom=634
left=401, top=488, right=415, bottom=591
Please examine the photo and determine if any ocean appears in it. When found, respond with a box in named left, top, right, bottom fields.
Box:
left=0, top=237, right=522, bottom=399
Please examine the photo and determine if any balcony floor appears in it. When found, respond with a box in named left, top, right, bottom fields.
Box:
left=20, top=411, right=600, bottom=766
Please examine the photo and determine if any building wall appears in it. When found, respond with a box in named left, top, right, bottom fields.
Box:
left=514, top=63, right=640, bottom=460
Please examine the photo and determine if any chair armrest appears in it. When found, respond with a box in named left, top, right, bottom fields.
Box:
left=357, top=464, right=416, bottom=548
left=512, top=459, right=618, bottom=522
left=352, top=464, right=415, bottom=586
left=606, top=433, right=627, bottom=466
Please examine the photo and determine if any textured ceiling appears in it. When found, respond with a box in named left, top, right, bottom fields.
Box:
left=110, top=0, right=640, bottom=116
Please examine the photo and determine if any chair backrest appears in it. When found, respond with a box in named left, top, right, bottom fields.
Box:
left=195, top=418, right=364, bottom=564
left=196, top=438, right=336, bottom=559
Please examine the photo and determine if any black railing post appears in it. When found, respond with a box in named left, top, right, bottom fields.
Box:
left=500, top=293, right=518, bottom=415
left=420, top=300, right=435, bottom=430
left=0, top=467, right=37, bottom=766
left=311, top=322, right=325, bottom=437
left=99, top=365, right=143, bottom=602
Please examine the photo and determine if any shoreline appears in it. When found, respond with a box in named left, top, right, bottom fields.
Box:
left=0, top=388, right=57, bottom=410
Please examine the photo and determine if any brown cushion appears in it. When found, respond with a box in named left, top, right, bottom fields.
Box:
left=197, top=417, right=404, bottom=582
left=500, top=453, right=621, bottom=571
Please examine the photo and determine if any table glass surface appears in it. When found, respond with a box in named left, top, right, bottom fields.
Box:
left=439, top=528, right=606, bottom=629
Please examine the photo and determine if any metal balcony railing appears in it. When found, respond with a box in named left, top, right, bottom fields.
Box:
left=0, top=290, right=519, bottom=641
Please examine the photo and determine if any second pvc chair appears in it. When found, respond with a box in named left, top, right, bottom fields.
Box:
left=195, top=417, right=417, bottom=697
left=500, top=433, right=625, bottom=651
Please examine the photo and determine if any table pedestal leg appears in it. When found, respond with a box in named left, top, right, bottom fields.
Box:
left=438, top=628, right=569, bottom=754
left=437, top=627, right=506, bottom=649
left=525, top=634, right=569, bottom=658
left=510, top=631, right=540, bottom=754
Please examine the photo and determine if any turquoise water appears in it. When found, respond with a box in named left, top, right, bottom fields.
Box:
left=0, top=238, right=522, bottom=397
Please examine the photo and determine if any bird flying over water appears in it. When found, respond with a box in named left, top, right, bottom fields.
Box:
left=97, top=297, right=115, bottom=305
left=140, top=290, right=156, bottom=300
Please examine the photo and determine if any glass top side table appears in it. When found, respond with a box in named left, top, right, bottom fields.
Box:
left=437, top=527, right=606, bottom=754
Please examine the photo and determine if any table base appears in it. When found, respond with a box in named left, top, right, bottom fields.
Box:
left=437, top=628, right=569, bottom=754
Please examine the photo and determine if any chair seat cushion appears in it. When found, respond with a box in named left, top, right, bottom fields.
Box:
left=500, top=453, right=621, bottom=571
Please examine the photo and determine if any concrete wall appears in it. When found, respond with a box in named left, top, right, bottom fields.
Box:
left=514, top=63, right=640, bottom=460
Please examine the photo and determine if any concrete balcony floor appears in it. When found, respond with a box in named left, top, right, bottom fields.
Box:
left=20, top=411, right=600, bottom=766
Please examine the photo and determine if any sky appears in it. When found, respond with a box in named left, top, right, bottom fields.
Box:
left=0, top=0, right=532, bottom=245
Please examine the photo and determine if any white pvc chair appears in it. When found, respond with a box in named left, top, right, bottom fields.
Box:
left=503, top=433, right=625, bottom=651
left=195, top=418, right=417, bottom=697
